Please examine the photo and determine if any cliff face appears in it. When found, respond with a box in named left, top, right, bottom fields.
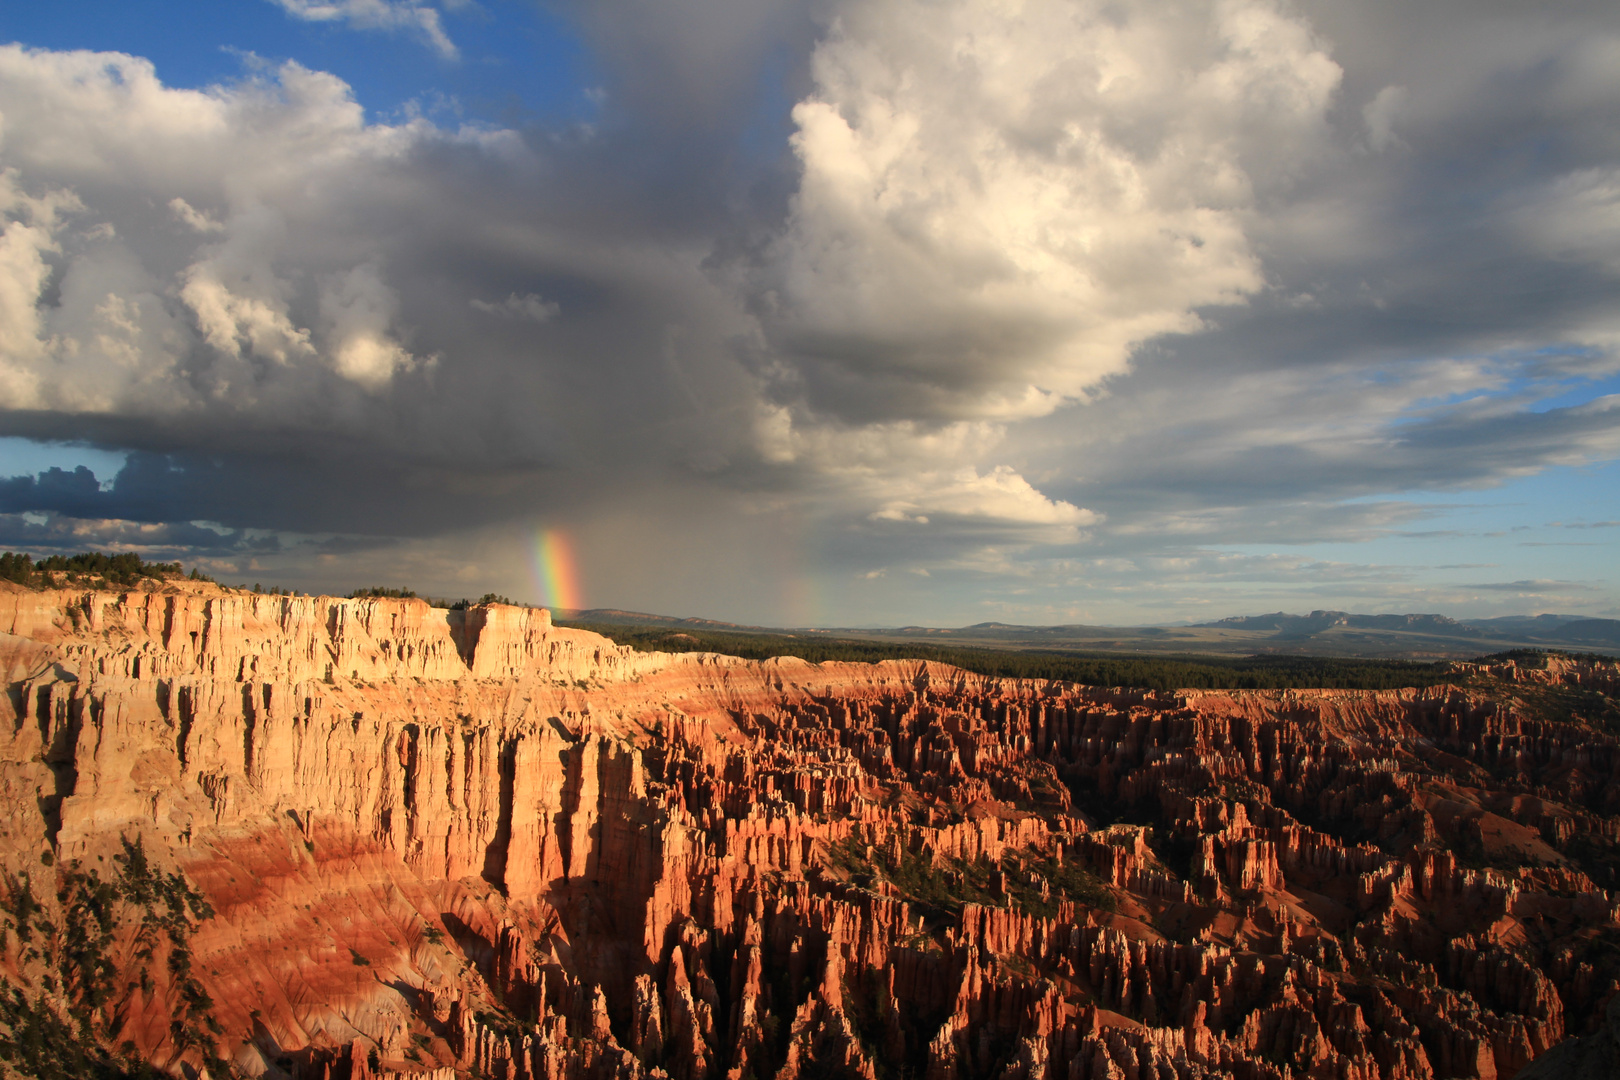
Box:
left=0, top=582, right=1616, bottom=1080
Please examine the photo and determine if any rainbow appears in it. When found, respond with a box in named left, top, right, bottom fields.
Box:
left=532, top=529, right=583, bottom=614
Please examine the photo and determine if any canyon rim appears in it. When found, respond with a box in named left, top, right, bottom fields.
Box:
left=0, top=578, right=1617, bottom=1078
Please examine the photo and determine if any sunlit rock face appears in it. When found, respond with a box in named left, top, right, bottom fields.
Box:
left=0, top=580, right=1617, bottom=1079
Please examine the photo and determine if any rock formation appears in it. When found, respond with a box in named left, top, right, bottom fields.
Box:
left=0, top=580, right=1617, bottom=1079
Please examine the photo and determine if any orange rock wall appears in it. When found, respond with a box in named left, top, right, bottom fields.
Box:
left=0, top=582, right=1616, bottom=1080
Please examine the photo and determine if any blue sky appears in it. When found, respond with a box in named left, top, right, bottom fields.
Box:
left=1, top=1, right=598, bottom=124
left=0, top=0, right=1617, bottom=625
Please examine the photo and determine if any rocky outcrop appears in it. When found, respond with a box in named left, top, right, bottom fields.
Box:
left=0, top=580, right=1616, bottom=1079
left=1516, top=993, right=1620, bottom=1079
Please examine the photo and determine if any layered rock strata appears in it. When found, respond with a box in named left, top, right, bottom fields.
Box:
left=0, top=582, right=1616, bottom=1080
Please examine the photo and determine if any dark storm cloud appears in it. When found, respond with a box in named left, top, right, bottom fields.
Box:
left=0, top=455, right=412, bottom=535
left=0, top=448, right=636, bottom=540
left=0, top=511, right=282, bottom=557
left=0, top=465, right=102, bottom=516
left=0, top=43, right=769, bottom=539
left=557, top=0, right=816, bottom=132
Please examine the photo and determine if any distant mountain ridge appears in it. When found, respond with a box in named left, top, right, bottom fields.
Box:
left=559, top=607, right=1620, bottom=660
left=1200, top=610, right=1480, bottom=635
left=1196, top=610, right=1619, bottom=648
left=1550, top=618, right=1620, bottom=644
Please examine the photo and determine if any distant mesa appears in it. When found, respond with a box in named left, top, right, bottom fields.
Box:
left=566, top=605, right=1620, bottom=659
left=1200, top=610, right=1474, bottom=635
left=606, top=607, right=1620, bottom=660
left=1550, top=618, right=1620, bottom=645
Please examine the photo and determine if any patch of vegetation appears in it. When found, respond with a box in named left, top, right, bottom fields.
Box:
left=346, top=586, right=537, bottom=607
left=438, top=593, right=526, bottom=610
left=1005, top=852, right=1117, bottom=918
left=0, top=838, right=226, bottom=1077
left=0, top=552, right=188, bottom=589
left=472, top=1005, right=529, bottom=1039
left=112, top=838, right=223, bottom=1051
left=113, top=837, right=216, bottom=955
left=55, top=866, right=119, bottom=1014
left=0, top=980, right=166, bottom=1080
left=824, top=835, right=1114, bottom=922
left=1473, top=648, right=1620, bottom=666
left=1497, top=683, right=1620, bottom=735
left=0, top=552, right=38, bottom=585
left=560, top=623, right=1456, bottom=692
left=1, top=873, right=43, bottom=948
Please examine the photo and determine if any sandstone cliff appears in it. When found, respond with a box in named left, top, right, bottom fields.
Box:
left=0, top=581, right=1615, bottom=1080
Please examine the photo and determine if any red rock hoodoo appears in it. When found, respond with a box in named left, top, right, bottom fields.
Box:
left=0, top=582, right=1617, bottom=1079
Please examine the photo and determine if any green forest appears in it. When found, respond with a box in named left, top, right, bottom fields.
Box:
left=555, top=621, right=1457, bottom=691
left=0, top=552, right=192, bottom=588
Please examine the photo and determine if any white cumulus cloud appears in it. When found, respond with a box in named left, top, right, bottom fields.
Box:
left=168, top=197, right=225, bottom=234
left=867, top=465, right=1098, bottom=535
left=748, top=0, right=1342, bottom=426
left=470, top=293, right=561, bottom=323
left=320, top=263, right=426, bottom=388
left=0, top=46, right=461, bottom=420
left=270, top=0, right=458, bottom=59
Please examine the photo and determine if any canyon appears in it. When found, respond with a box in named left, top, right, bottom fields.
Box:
left=0, top=581, right=1618, bottom=1080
